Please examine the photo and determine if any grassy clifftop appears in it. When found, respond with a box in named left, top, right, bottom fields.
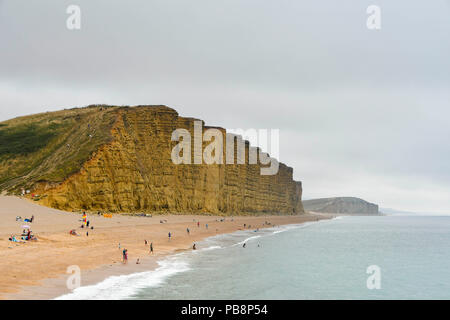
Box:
left=0, top=105, right=119, bottom=192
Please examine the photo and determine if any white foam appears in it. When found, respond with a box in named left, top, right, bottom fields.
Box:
left=194, top=245, right=222, bottom=253
left=55, top=256, right=190, bottom=300
left=233, top=235, right=262, bottom=246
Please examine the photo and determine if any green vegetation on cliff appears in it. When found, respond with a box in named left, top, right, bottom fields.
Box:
left=0, top=105, right=118, bottom=191
left=0, top=123, right=62, bottom=156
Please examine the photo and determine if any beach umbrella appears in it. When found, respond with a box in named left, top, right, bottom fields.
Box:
left=22, top=225, right=30, bottom=229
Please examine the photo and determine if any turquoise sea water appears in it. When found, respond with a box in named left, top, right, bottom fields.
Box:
left=58, top=216, right=450, bottom=300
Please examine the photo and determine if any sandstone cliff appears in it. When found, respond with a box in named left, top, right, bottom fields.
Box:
left=0, top=105, right=304, bottom=215
left=302, top=197, right=379, bottom=214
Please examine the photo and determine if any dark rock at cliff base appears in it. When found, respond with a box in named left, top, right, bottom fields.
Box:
left=302, top=197, right=379, bottom=214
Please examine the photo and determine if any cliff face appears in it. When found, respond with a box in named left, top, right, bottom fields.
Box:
left=21, top=105, right=305, bottom=215
left=302, top=197, right=379, bottom=214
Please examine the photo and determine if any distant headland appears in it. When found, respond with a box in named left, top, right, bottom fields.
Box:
left=302, top=197, right=379, bottom=214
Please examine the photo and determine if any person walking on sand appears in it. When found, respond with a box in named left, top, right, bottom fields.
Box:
left=168, top=232, right=172, bottom=241
left=145, top=240, right=148, bottom=246
left=193, top=243, right=197, bottom=250
left=150, top=242, right=154, bottom=254
left=187, top=228, right=190, bottom=235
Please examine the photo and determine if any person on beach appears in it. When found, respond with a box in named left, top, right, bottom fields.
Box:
left=136, top=258, right=140, bottom=264
left=145, top=240, right=148, bottom=246
left=168, top=232, right=172, bottom=241
left=193, top=243, right=197, bottom=250
left=123, top=249, right=128, bottom=264
left=187, top=228, right=190, bottom=235
left=206, top=224, right=208, bottom=229
left=197, top=222, right=200, bottom=228
left=243, top=243, right=246, bottom=248
left=150, top=242, right=154, bottom=254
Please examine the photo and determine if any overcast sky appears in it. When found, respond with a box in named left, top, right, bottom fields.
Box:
left=1, top=0, right=449, bottom=213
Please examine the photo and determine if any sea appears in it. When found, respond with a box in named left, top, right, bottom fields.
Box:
left=56, top=215, right=450, bottom=300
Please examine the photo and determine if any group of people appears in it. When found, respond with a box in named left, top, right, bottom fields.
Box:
left=119, top=240, right=153, bottom=265
left=10, top=215, right=37, bottom=243
left=117, top=219, right=222, bottom=267
left=79, top=212, right=95, bottom=236
left=9, top=228, right=36, bottom=243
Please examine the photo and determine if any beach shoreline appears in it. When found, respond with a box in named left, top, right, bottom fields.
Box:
left=0, top=196, right=330, bottom=300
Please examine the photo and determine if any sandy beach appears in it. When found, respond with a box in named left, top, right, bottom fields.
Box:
left=0, top=196, right=328, bottom=300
